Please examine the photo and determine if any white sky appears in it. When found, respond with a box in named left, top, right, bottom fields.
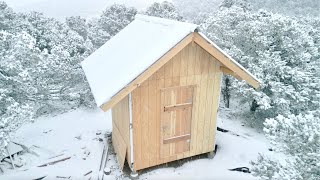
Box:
left=4, top=0, right=170, bottom=20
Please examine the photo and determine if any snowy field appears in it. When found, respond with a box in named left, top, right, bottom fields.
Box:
left=1, top=107, right=271, bottom=180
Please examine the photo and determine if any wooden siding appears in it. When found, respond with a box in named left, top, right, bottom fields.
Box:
left=132, top=43, right=222, bottom=170
left=111, top=95, right=131, bottom=169
left=160, top=85, right=194, bottom=158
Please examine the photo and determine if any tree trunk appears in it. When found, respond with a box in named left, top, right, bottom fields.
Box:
left=223, top=77, right=231, bottom=108
left=250, top=99, right=259, bottom=112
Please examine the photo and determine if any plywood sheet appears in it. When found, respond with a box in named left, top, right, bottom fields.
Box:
left=112, top=121, right=127, bottom=170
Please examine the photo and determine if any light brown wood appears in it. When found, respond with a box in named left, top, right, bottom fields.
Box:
left=100, top=33, right=194, bottom=111
left=160, top=85, right=193, bottom=159
left=110, top=32, right=261, bottom=171
left=156, top=78, right=164, bottom=165
left=172, top=52, right=181, bottom=77
left=148, top=79, right=157, bottom=166
left=112, top=121, right=127, bottom=170
left=180, top=44, right=188, bottom=77
left=196, top=75, right=208, bottom=154
left=208, top=70, right=222, bottom=151
left=163, top=134, right=191, bottom=144
left=140, top=80, right=150, bottom=168
left=164, top=102, right=192, bottom=112
left=160, top=85, right=196, bottom=91
left=220, top=66, right=233, bottom=75
left=132, top=43, right=224, bottom=170
left=132, top=87, right=142, bottom=169
left=193, top=32, right=259, bottom=89
left=111, top=95, right=130, bottom=167
left=220, top=66, right=241, bottom=80
left=187, top=44, right=196, bottom=76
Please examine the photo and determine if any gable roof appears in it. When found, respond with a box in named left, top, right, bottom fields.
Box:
left=81, top=14, right=197, bottom=107
left=81, top=15, right=261, bottom=111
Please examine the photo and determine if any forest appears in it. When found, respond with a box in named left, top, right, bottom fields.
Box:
left=0, top=0, right=319, bottom=179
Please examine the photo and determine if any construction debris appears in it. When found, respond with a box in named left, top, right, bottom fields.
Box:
left=48, top=153, right=64, bottom=160
left=229, top=167, right=251, bottom=173
left=56, top=176, right=71, bottom=179
left=84, top=170, right=92, bottom=176
left=38, top=157, right=71, bottom=167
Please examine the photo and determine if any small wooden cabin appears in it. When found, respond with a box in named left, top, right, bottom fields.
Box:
left=81, top=15, right=260, bottom=173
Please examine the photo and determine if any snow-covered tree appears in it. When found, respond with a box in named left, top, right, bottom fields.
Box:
left=144, top=1, right=183, bottom=21
left=87, top=18, right=110, bottom=49
left=252, top=111, right=320, bottom=180
left=0, top=95, right=33, bottom=159
left=0, top=31, right=36, bottom=158
left=249, top=0, right=320, bottom=18
left=98, top=4, right=137, bottom=37
left=197, top=1, right=320, bottom=179
left=201, top=2, right=320, bottom=126
left=173, top=0, right=222, bottom=21
left=0, top=2, right=96, bottom=156
left=87, top=4, right=137, bottom=49
left=66, top=16, right=88, bottom=40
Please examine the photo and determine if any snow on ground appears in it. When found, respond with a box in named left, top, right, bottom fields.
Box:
left=1, top=108, right=112, bottom=179
left=1, top=106, right=272, bottom=179
left=138, top=107, right=270, bottom=180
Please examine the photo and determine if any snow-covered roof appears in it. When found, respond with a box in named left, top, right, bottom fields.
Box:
left=81, top=15, right=261, bottom=109
left=81, top=14, right=198, bottom=107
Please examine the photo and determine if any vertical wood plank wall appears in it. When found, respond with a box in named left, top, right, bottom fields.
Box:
left=132, top=43, right=222, bottom=171
left=111, top=95, right=131, bottom=168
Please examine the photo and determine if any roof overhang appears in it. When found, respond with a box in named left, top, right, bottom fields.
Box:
left=194, top=32, right=261, bottom=89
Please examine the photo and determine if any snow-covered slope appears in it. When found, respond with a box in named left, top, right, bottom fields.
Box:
left=1, top=107, right=271, bottom=179
left=0, top=108, right=112, bottom=179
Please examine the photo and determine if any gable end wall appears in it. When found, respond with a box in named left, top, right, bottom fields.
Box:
left=131, top=43, right=222, bottom=170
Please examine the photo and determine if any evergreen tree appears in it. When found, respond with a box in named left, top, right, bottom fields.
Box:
left=252, top=111, right=320, bottom=180
left=87, top=4, right=137, bottom=49
left=201, top=2, right=320, bottom=126
left=144, top=1, right=183, bottom=21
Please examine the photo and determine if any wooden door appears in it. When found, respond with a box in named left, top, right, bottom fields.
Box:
left=160, top=85, right=194, bottom=158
